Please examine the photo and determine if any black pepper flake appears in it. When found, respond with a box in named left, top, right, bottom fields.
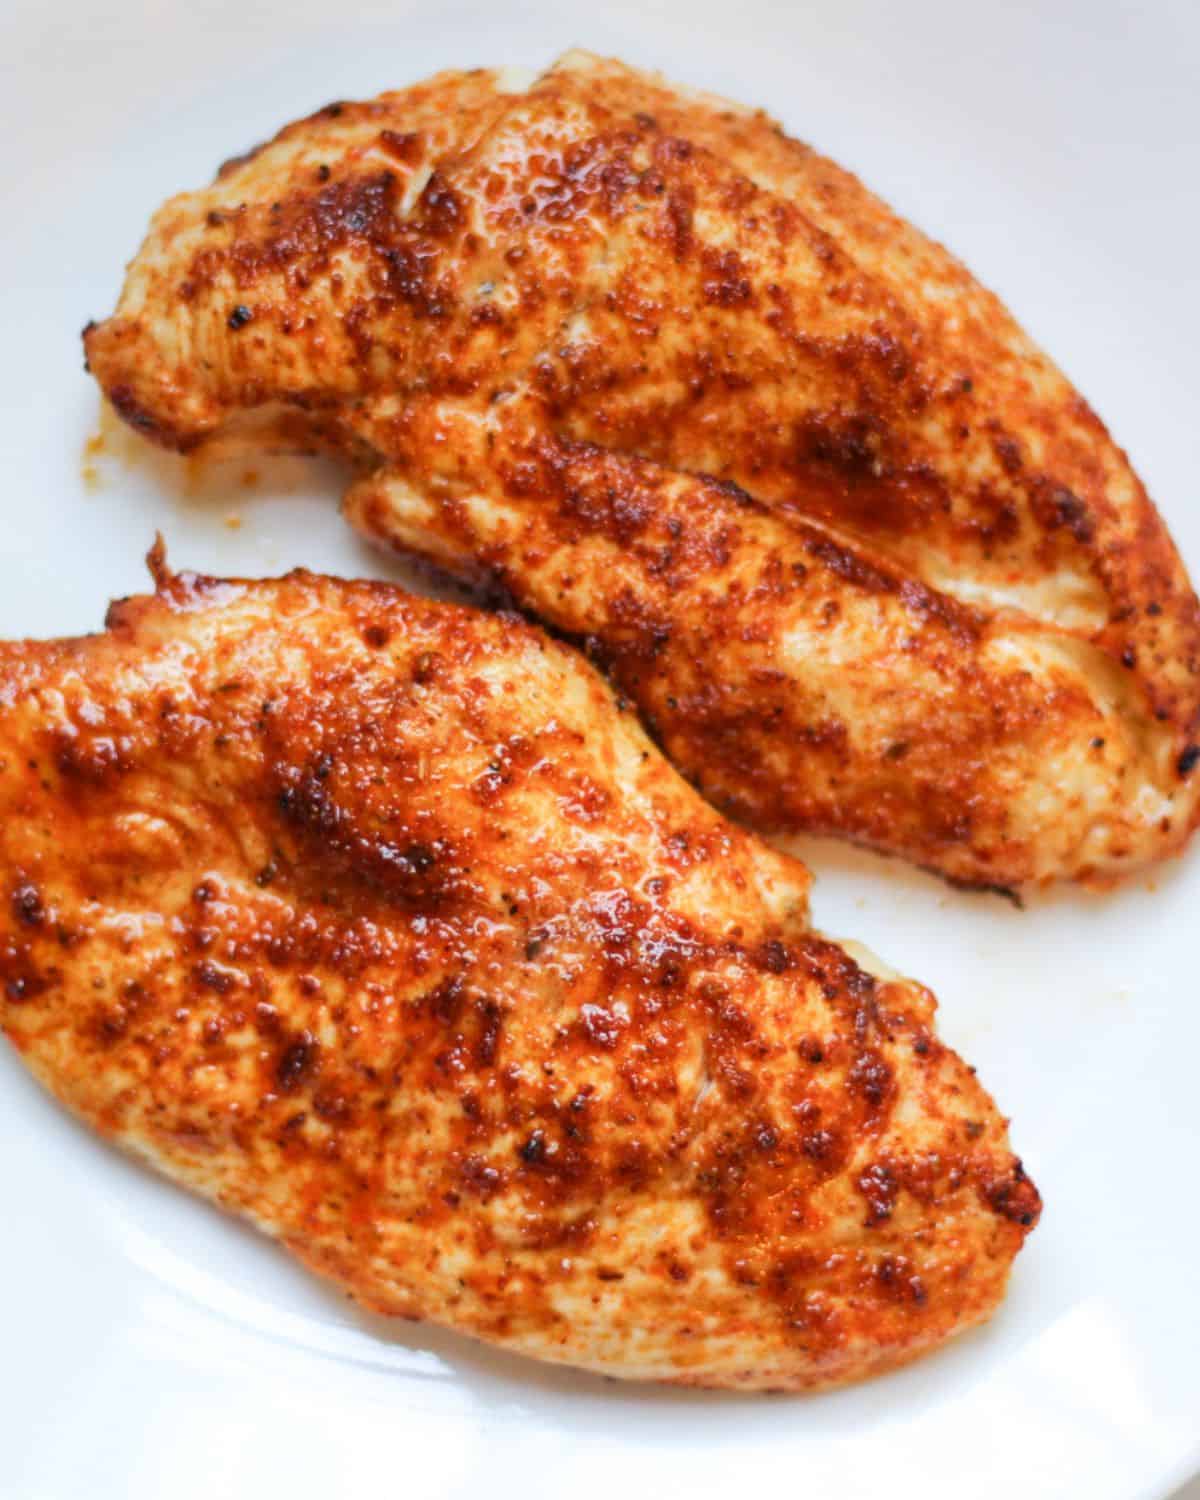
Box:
left=518, top=1130, right=547, bottom=1164
left=11, top=882, right=45, bottom=927
left=276, top=1031, right=318, bottom=1091
left=228, top=304, right=254, bottom=330
left=1177, top=745, right=1200, bottom=776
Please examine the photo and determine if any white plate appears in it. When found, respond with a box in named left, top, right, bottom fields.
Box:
left=2, top=1, right=1198, bottom=1496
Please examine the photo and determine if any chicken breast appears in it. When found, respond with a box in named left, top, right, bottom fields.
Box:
left=0, top=560, right=1038, bottom=1390
left=83, top=51, right=1200, bottom=889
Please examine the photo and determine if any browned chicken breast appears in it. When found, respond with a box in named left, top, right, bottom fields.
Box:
left=0, top=561, right=1038, bottom=1390
left=84, top=52, right=1200, bottom=889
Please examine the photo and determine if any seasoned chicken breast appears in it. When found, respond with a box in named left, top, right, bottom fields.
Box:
left=84, top=52, right=1200, bottom=889
left=0, top=560, right=1038, bottom=1390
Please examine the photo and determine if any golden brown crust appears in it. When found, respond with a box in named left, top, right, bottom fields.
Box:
left=346, top=410, right=1188, bottom=887
left=83, top=51, right=1200, bottom=887
left=0, top=567, right=1036, bottom=1389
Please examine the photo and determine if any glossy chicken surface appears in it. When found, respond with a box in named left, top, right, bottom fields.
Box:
left=0, top=565, right=1038, bottom=1389
left=84, top=52, right=1200, bottom=889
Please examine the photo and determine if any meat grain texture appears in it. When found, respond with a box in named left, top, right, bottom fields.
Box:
left=85, top=51, right=1200, bottom=889
left=0, top=567, right=1038, bottom=1389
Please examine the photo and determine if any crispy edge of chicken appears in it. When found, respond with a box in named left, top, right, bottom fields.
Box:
left=82, top=51, right=1200, bottom=890
left=0, top=560, right=1039, bottom=1391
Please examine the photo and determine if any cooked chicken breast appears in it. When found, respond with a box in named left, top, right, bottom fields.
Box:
left=83, top=52, right=1200, bottom=889
left=0, top=561, right=1038, bottom=1390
